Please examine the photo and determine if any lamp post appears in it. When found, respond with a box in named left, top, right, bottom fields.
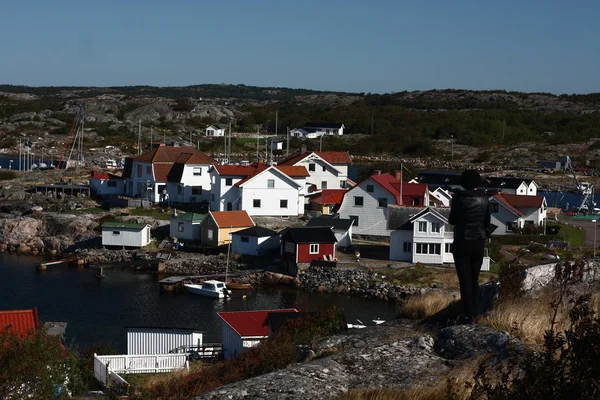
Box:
left=593, top=219, right=597, bottom=258
left=9, top=160, right=13, bottom=170
left=450, top=135, right=454, bottom=161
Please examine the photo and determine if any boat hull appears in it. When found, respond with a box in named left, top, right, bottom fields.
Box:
left=184, top=284, right=225, bottom=298
left=226, top=283, right=253, bottom=291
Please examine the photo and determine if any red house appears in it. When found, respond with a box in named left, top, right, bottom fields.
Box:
left=281, top=227, right=337, bottom=263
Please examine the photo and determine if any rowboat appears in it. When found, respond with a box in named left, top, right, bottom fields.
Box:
left=226, top=282, right=253, bottom=291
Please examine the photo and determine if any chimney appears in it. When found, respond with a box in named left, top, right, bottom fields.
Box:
left=395, top=170, right=402, bottom=182
left=301, top=144, right=307, bottom=154
left=373, top=169, right=382, bottom=175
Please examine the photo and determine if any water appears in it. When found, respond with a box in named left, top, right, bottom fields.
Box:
left=541, top=190, right=600, bottom=210
left=0, top=254, right=398, bottom=353
left=0, top=155, right=54, bottom=170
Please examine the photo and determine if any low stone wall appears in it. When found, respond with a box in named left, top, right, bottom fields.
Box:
left=522, top=259, right=600, bottom=291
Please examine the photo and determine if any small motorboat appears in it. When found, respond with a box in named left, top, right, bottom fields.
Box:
left=226, top=282, right=253, bottom=291
left=184, top=280, right=229, bottom=299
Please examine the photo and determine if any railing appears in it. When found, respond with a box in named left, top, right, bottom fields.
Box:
left=95, top=353, right=189, bottom=374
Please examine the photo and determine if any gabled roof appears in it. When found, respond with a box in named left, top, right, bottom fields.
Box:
left=369, top=173, right=427, bottom=204
left=90, top=171, right=121, bottom=180
left=280, top=226, right=337, bottom=244
left=492, top=193, right=545, bottom=216
left=387, top=205, right=451, bottom=230
left=235, top=164, right=306, bottom=187
left=408, top=207, right=449, bottom=224
left=133, top=146, right=214, bottom=164
left=491, top=194, right=524, bottom=216
left=0, top=308, right=40, bottom=337
left=207, top=123, right=228, bottom=130
left=279, top=150, right=351, bottom=166
left=231, top=226, right=278, bottom=237
left=309, top=189, right=347, bottom=205
left=102, top=222, right=150, bottom=230
left=172, top=212, right=204, bottom=222
left=208, top=210, right=255, bottom=229
left=306, top=216, right=354, bottom=231
left=484, top=177, right=530, bottom=190
left=154, top=164, right=173, bottom=182
left=304, top=122, right=344, bottom=129
left=213, top=164, right=258, bottom=176
left=217, top=309, right=298, bottom=337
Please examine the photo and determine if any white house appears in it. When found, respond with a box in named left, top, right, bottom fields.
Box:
left=122, top=146, right=215, bottom=203
left=303, top=122, right=345, bottom=136
left=388, top=206, right=454, bottom=264
left=205, top=124, right=227, bottom=137
left=290, top=128, right=320, bottom=139
left=230, top=226, right=280, bottom=256
left=278, top=149, right=351, bottom=192
left=170, top=211, right=203, bottom=241
left=102, top=222, right=151, bottom=248
left=338, top=172, right=428, bottom=237
left=209, top=163, right=309, bottom=216
left=417, top=171, right=538, bottom=196
left=218, top=309, right=298, bottom=359
left=89, top=171, right=126, bottom=197
left=305, top=215, right=354, bottom=248
left=489, top=193, right=547, bottom=234
left=126, top=327, right=203, bottom=355
left=429, top=187, right=452, bottom=207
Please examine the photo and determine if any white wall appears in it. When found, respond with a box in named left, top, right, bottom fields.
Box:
left=490, top=204, right=521, bottom=235
left=390, top=231, right=412, bottom=261
left=338, top=177, right=396, bottom=237
left=231, top=235, right=280, bottom=256
left=334, top=226, right=352, bottom=248
left=102, top=226, right=151, bottom=247
left=170, top=218, right=202, bottom=241
left=210, top=172, right=245, bottom=211
left=127, top=328, right=203, bottom=355
left=240, top=169, right=302, bottom=217
left=293, top=155, right=347, bottom=190
left=89, top=178, right=126, bottom=196
left=390, top=217, right=454, bottom=264
left=167, top=164, right=212, bottom=204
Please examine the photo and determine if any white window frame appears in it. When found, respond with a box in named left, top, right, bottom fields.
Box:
left=309, top=243, right=319, bottom=254
left=280, top=199, right=288, bottom=208
left=253, top=199, right=261, bottom=208
left=267, top=179, right=275, bottom=188
left=193, top=167, right=202, bottom=176
left=431, top=222, right=441, bottom=233
left=418, top=221, right=427, bottom=232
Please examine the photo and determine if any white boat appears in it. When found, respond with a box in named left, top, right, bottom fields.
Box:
left=184, top=280, right=229, bottom=298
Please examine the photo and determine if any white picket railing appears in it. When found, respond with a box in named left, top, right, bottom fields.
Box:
left=94, top=353, right=189, bottom=377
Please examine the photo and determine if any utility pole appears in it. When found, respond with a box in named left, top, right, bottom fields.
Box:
left=150, top=126, right=153, bottom=149
left=275, top=111, right=278, bottom=136
left=502, top=119, right=505, bottom=142
left=256, top=126, right=260, bottom=163
left=229, top=123, right=232, bottom=163
left=286, top=126, right=290, bottom=157
left=450, top=135, right=454, bottom=161
left=18, top=138, right=21, bottom=171
left=400, top=162, right=403, bottom=205
left=371, top=116, right=374, bottom=135
left=138, top=120, right=142, bottom=155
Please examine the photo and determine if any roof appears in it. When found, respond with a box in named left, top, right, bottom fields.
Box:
left=153, top=164, right=173, bottom=182
left=304, top=122, right=344, bottom=129
left=90, top=171, right=122, bottom=180
left=172, top=212, right=204, bottom=222
left=491, top=194, right=524, bottom=216
left=133, top=146, right=215, bottom=164
left=500, top=193, right=545, bottom=208
left=0, top=308, right=40, bottom=337
left=483, top=177, right=531, bottom=190
left=279, top=150, right=351, bottom=166
left=166, top=152, right=216, bottom=182
left=102, top=221, right=149, bottom=230
left=387, top=205, right=451, bottom=231
left=208, top=210, right=255, bottom=228
left=408, top=207, right=449, bottom=224
left=234, top=164, right=308, bottom=187
left=369, top=173, right=427, bottom=204
left=218, top=309, right=298, bottom=337
left=280, top=226, right=337, bottom=244
left=207, top=123, right=228, bottom=130
left=306, top=216, right=354, bottom=231
left=231, top=226, right=278, bottom=237
left=309, top=189, right=347, bottom=205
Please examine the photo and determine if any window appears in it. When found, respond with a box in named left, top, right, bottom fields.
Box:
left=309, top=163, right=316, bottom=172
left=192, top=186, right=202, bottom=195
left=146, top=166, right=152, bottom=175
left=416, top=243, right=426, bottom=254
left=445, top=243, right=453, bottom=253
left=107, top=181, right=117, bottom=187
left=207, top=229, right=213, bottom=240
left=207, top=218, right=213, bottom=226
left=253, top=199, right=261, bottom=208
left=225, top=178, right=233, bottom=186
left=322, top=165, right=326, bottom=172
left=418, top=221, right=427, bottom=232
left=366, top=184, right=374, bottom=193
left=193, top=167, right=201, bottom=176
left=321, top=181, right=327, bottom=189
left=309, top=244, right=319, bottom=254
left=378, top=198, right=388, bottom=208
left=280, top=199, right=288, bottom=208
left=137, top=165, right=142, bottom=177
left=349, top=215, right=359, bottom=226
left=267, top=179, right=275, bottom=188
left=430, top=243, right=441, bottom=254
left=506, top=222, right=515, bottom=232
left=340, top=180, right=345, bottom=188
left=112, top=231, right=120, bottom=235
left=178, top=222, right=184, bottom=232
left=241, top=236, right=249, bottom=243
left=403, top=242, right=412, bottom=253
left=412, top=198, right=420, bottom=206
left=416, top=243, right=441, bottom=255
left=431, top=222, right=441, bottom=233
left=354, top=196, right=364, bottom=206
left=490, top=203, right=499, bottom=213
left=285, top=242, right=295, bottom=253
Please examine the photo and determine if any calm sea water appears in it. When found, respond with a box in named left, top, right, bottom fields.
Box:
left=0, top=253, right=398, bottom=353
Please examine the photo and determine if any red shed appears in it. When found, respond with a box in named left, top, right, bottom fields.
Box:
left=281, top=226, right=337, bottom=263
left=0, top=308, right=40, bottom=338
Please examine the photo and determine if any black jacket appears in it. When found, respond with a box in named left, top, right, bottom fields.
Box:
left=449, top=189, right=492, bottom=241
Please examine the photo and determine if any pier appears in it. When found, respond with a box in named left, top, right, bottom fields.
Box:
left=37, top=257, right=85, bottom=270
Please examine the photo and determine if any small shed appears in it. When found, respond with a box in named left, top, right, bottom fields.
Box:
left=102, top=222, right=152, bottom=248
left=202, top=210, right=255, bottom=247
left=126, top=326, right=203, bottom=355
left=280, top=226, right=337, bottom=263
left=170, top=211, right=203, bottom=241
left=230, top=226, right=280, bottom=256
left=218, top=309, right=298, bottom=359
left=305, top=215, right=354, bottom=248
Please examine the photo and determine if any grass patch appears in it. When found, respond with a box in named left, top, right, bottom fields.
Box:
left=548, top=221, right=585, bottom=247
left=127, top=207, right=176, bottom=220
left=0, top=170, right=17, bottom=180
left=372, top=266, right=496, bottom=290
left=397, top=291, right=459, bottom=320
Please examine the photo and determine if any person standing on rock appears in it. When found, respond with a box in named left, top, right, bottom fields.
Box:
left=449, top=170, right=496, bottom=324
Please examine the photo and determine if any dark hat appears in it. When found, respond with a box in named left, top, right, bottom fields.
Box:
left=460, top=170, right=481, bottom=190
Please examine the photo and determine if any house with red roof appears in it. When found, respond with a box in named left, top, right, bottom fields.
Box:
left=489, top=193, right=547, bottom=234
left=209, top=163, right=309, bottom=217
left=88, top=170, right=126, bottom=197
left=308, top=189, right=347, bottom=215
left=278, top=148, right=352, bottom=192
left=121, top=146, right=216, bottom=204
left=202, top=210, right=255, bottom=246
left=338, top=172, right=429, bottom=237
left=218, top=309, right=298, bottom=359
left=0, top=308, right=40, bottom=338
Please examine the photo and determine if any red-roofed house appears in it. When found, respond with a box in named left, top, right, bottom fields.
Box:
left=218, top=309, right=298, bottom=359
left=338, top=172, right=429, bottom=237
left=278, top=149, right=352, bottom=191
left=0, top=308, right=40, bottom=338
left=209, top=163, right=309, bottom=216
left=121, top=146, right=215, bottom=203
left=202, top=210, right=255, bottom=246
left=309, top=189, right=347, bottom=215
left=89, top=171, right=126, bottom=197
left=489, top=193, right=547, bottom=234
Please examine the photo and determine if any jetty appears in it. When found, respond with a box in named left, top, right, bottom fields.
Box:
left=37, top=257, right=85, bottom=271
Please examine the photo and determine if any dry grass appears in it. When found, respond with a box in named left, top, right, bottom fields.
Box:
left=126, top=362, right=208, bottom=397
left=397, top=291, right=459, bottom=320
left=373, top=266, right=496, bottom=290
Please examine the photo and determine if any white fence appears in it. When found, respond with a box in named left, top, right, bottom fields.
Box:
left=94, top=353, right=189, bottom=387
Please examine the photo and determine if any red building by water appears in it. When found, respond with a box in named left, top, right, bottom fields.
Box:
left=280, top=227, right=337, bottom=263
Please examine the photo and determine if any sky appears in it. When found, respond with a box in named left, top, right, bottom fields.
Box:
left=1, top=1, right=599, bottom=94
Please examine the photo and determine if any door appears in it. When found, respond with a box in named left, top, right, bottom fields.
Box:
left=226, top=202, right=232, bottom=211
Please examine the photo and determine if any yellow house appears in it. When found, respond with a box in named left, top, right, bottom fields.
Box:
left=202, top=210, right=255, bottom=247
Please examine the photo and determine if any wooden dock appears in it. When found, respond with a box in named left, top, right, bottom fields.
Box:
left=37, top=257, right=85, bottom=270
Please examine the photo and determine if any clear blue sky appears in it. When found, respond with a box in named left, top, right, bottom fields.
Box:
left=1, top=0, right=599, bottom=94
